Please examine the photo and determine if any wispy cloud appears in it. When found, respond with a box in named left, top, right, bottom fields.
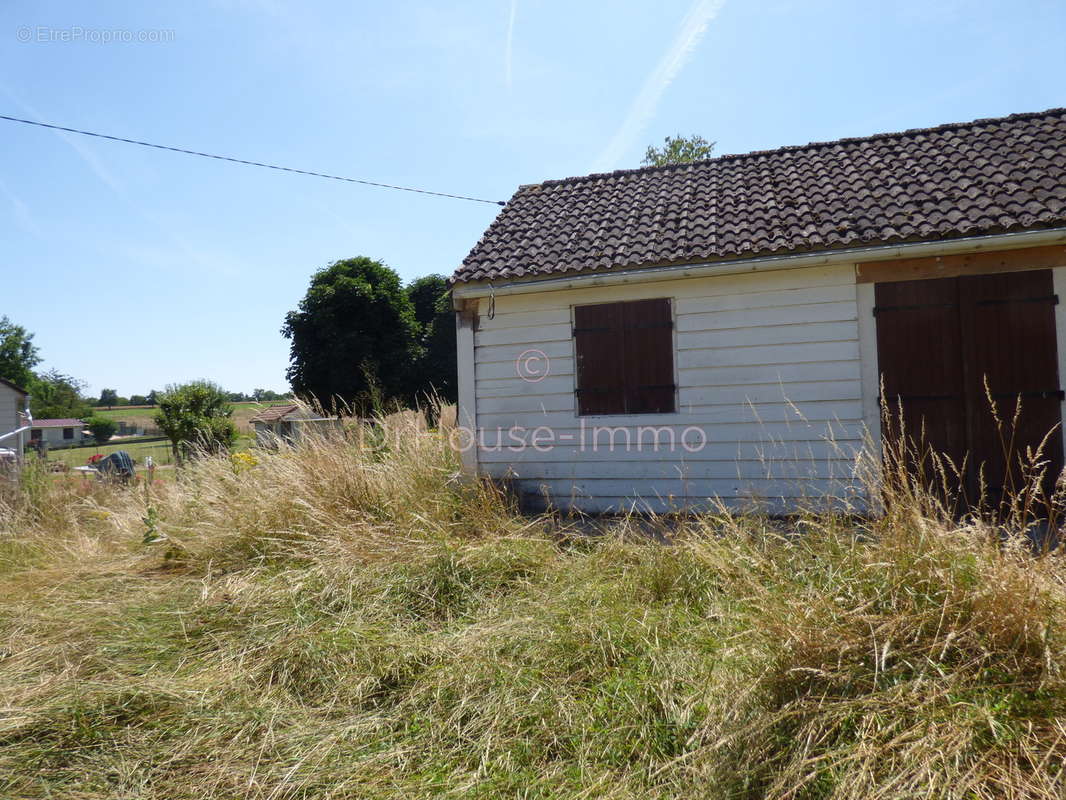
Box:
left=0, top=84, right=242, bottom=277
left=590, top=0, right=724, bottom=173
left=0, top=178, right=44, bottom=239
left=505, top=0, right=518, bottom=89
left=0, top=84, right=124, bottom=192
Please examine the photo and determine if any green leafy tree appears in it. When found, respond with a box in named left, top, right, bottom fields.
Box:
left=129, top=394, right=148, bottom=406
left=419, top=292, right=457, bottom=405
left=146, top=390, right=160, bottom=405
left=97, top=388, right=119, bottom=407
left=30, top=371, right=92, bottom=419
left=86, top=416, right=117, bottom=444
left=405, top=274, right=457, bottom=404
left=154, top=381, right=238, bottom=465
left=282, top=257, right=421, bottom=410
left=0, top=316, right=40, bottom=390
left=251, top=388, right=285, bottom=402
left=642, top=134, right=716, bottom=166
left=407, top=274, right=448, bottom=329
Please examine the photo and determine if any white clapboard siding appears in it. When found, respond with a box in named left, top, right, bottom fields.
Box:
left=476, top=399, right=863, bottom=429
left=476, top=339, right=574, bottom=364
left=474, top=419, right=865, bottom=447
left=465, top=263, right=865, bottom=510
left=473, top=420, right=865, bottom=456
left=673, top=283, right=858, bottom=314
left=677, top=341, right=859, bottom=369
left=481, top=458, right=859, bottom=481
left=513, top=481, right=866, bottom=515
left=521, top=493, right=862, bottom=515
left=504, top=477, right=846, bottom=498
left=678, top=301, right=857, bottom=333
left=475, top=375, right=575, bottom=397
left=477, top=360, right=575, bottom=381
left=475, top=440, right=865, bottom=464
left=476, top=393, right=576, bottom=414
left=679, top=360, right=859, bottom=386
left=0, top=386, right=20, bottom=433
left=475, top=323, right=572, bottom=347
left=677, top=379, right=862, bottom=406
left=475, top=380, right=865, bottom=417
left=476, top=265, right=855, bottom=315
left=676, top=320, right=858, bottom=349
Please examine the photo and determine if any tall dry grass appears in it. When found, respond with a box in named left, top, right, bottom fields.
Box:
left=0, top=409, right=1063, bottom=798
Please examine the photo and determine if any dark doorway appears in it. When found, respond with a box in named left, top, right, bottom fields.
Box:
left=874, top=269, right=1064, bottom=508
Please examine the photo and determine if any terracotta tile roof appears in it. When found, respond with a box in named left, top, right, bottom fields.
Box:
left=247, top=404, right=300, bottom=424
left=32, top=419, right=84, bottom=428
left=453, top=108, right=1066, bottom=283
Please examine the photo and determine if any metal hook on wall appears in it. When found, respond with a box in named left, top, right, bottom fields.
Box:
left=487, top=283, right=496, bottom=320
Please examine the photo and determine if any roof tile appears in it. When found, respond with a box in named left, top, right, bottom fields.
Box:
left=454, top=108, right=1066, bottom=283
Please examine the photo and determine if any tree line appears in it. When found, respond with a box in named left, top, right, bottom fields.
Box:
left=93, top=387, right=291, bottom=408
left=0, top=316, right=292, bottom=420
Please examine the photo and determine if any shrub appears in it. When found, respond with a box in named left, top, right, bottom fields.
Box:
left=85, top=416, right=117, bottom=444
left=153, top=380, right=237, bottom=465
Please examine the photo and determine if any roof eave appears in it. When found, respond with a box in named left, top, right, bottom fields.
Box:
left=0, top=377, right=29, bottom=395
left=451, top=226, right=1066, bottom=298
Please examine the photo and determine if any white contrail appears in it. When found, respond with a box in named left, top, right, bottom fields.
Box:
left=0, top=85, right=124, bottom=192
left=0, top=84, right=225, bottom=275
left=0, top=178, right=43, bottom=239
left=590, top=0, right=724, bottom=173
left=505, top=0, right=518, bottom=89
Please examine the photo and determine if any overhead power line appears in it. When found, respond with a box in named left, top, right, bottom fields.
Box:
left=0, top=113, right=506, bottom=206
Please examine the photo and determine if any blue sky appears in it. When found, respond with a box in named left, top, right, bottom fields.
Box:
left=2, top=0, right=1064, bottom=398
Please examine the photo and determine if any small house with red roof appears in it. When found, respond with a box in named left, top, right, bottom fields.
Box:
left=248, top=404, right=340, bottom=447
left=30, top=418, right=89, bottom=448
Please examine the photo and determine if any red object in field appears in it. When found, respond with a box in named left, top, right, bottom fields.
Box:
left=87, top=453, right=104, bottom=465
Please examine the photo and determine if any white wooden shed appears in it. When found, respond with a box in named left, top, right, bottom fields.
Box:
left=450, top=109, right=1066, bottom=513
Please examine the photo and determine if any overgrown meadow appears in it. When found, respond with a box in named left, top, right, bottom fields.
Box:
left=0, top=413, right=1064, bottom=799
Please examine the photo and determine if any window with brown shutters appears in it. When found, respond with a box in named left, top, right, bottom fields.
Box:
left=573, top=298, right=676, bottom=415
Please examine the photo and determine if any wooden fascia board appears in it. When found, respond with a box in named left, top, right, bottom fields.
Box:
left=856, top=244, right=1066, bottom=284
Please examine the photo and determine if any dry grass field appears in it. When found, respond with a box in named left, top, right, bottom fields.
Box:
left=0, top=415, right=1064, bottom=799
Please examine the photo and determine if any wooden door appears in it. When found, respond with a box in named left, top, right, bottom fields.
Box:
left=961, top=271, right=1064, bottom=503
left=875, top=270, right=1064, bottom=508
left=875, top=277, right=970, bottom=495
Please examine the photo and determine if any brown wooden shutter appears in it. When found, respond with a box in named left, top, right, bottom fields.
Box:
left=622, top=298, right=676, bottom=413
left=574, top=302, right=625, bottom=415
left=574, top=298, right=675, bottom=415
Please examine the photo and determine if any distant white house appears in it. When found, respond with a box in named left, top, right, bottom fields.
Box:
left=30, top=418, right=89, bottom=449
left=0, top=378, right=30, bottom=468
left=248, top=404, right=340, bottom=447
